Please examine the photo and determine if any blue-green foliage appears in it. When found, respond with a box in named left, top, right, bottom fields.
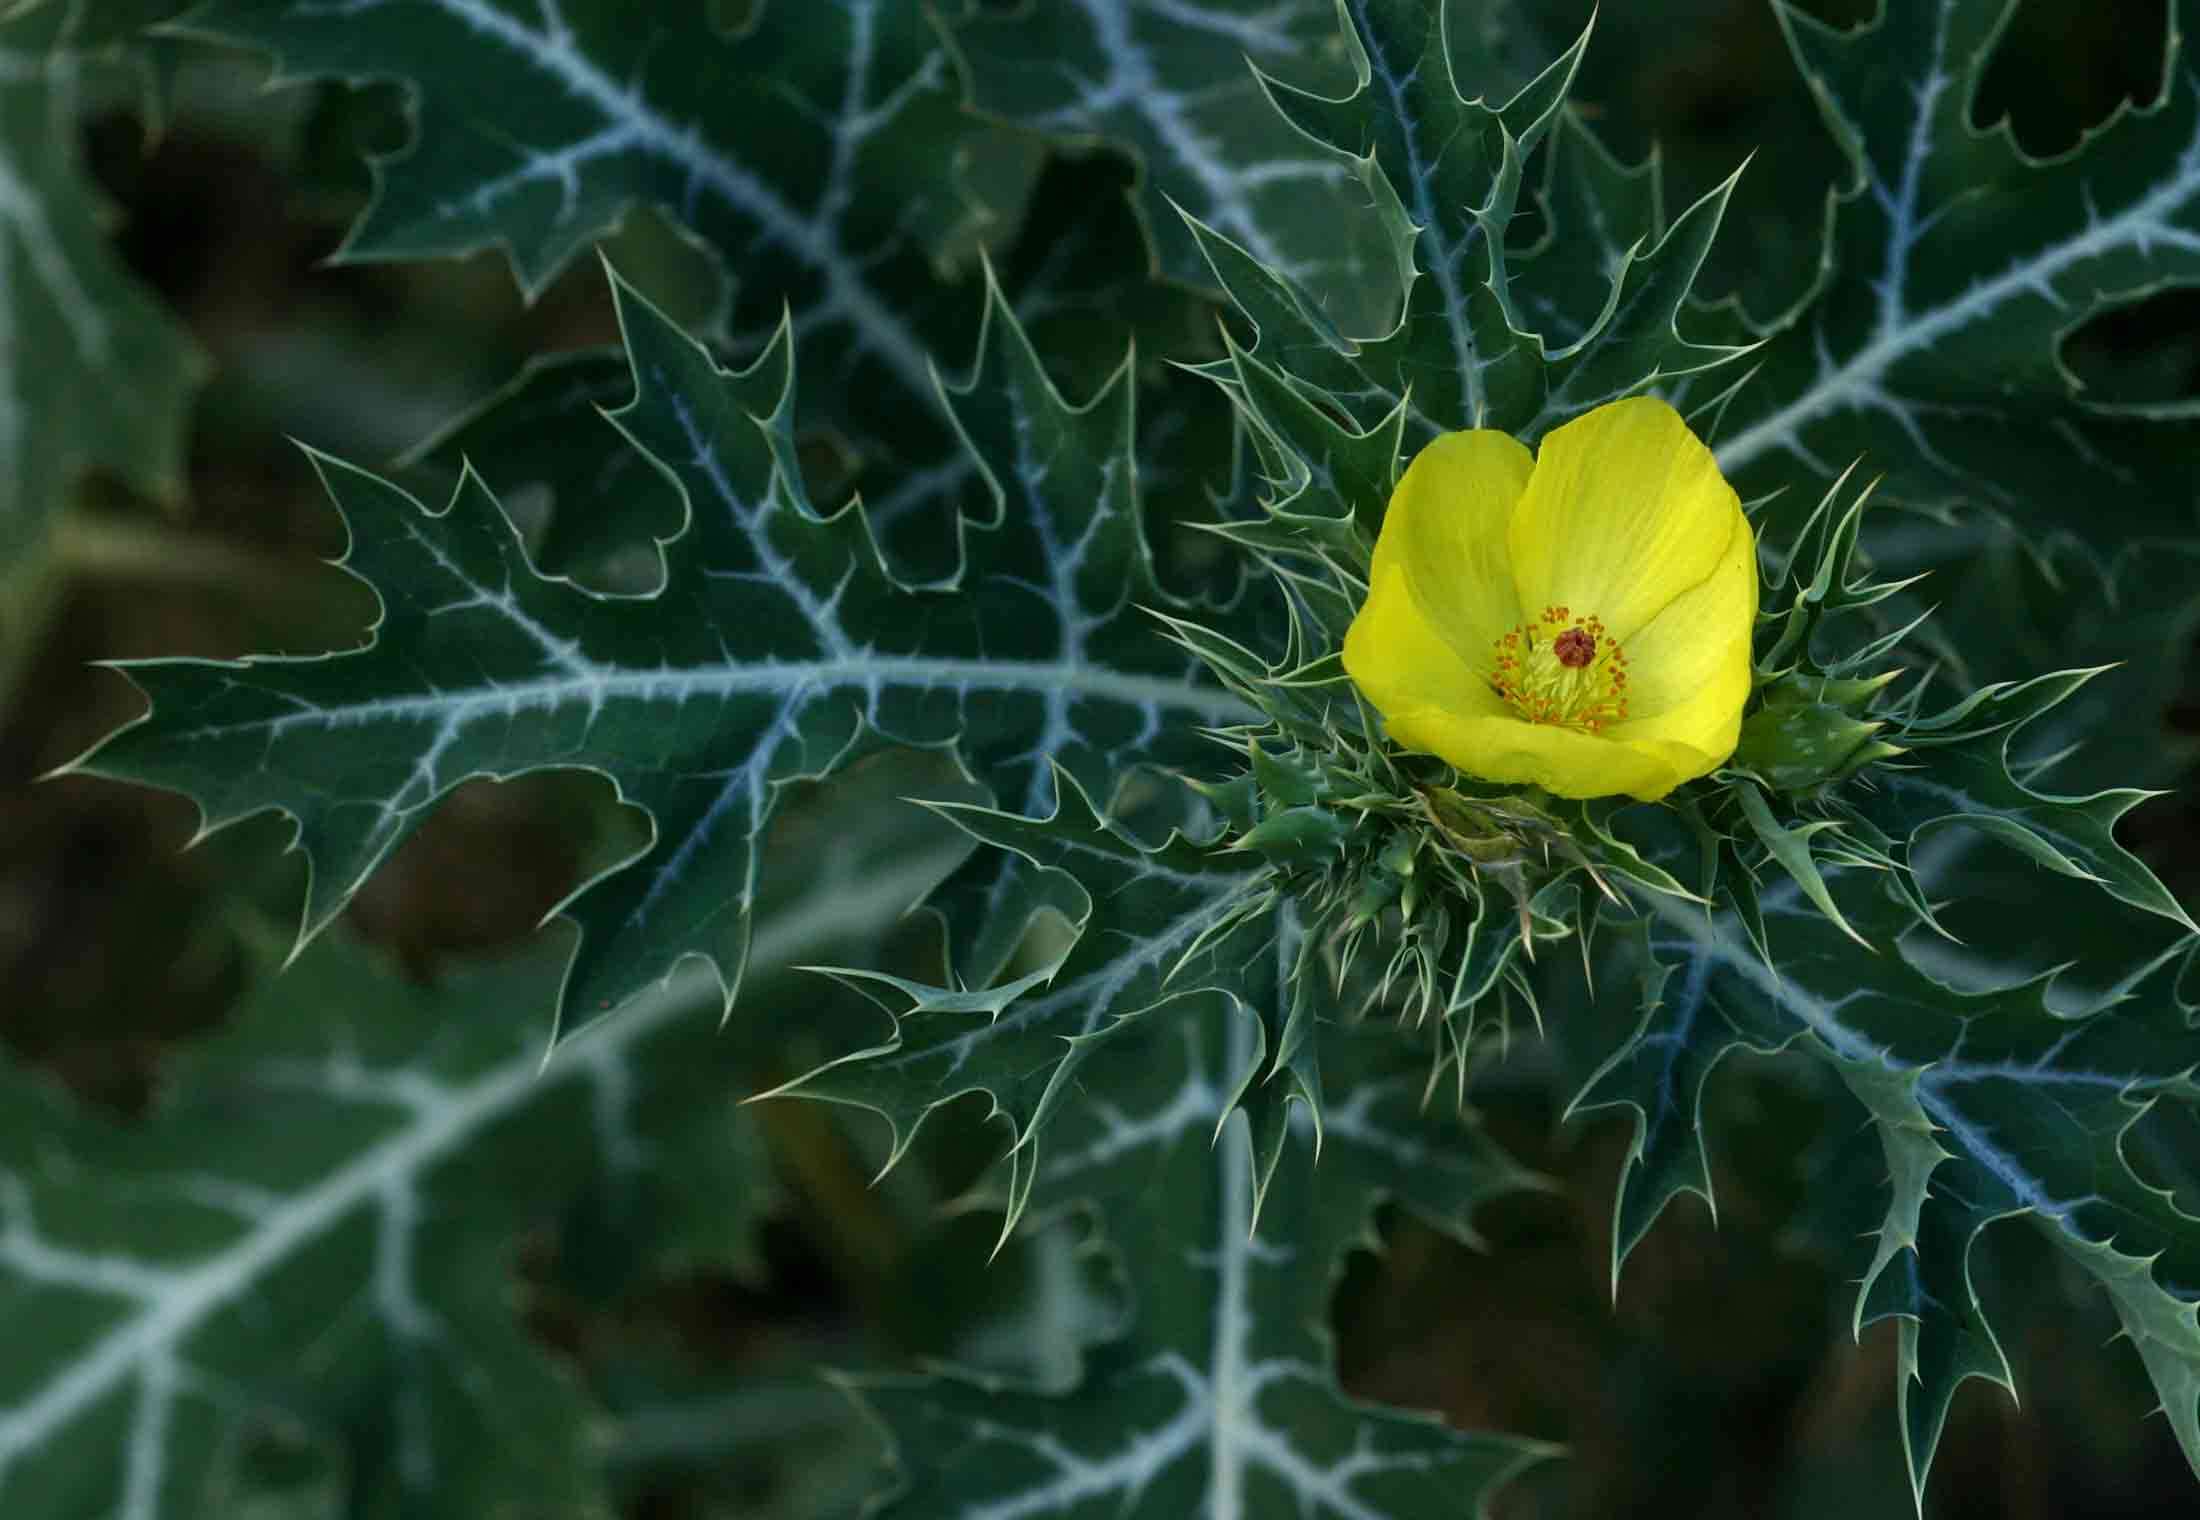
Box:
left=22, top=0, right=2200, bottom=1515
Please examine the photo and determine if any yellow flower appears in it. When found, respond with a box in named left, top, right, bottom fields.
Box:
left=1342, top=396, right=1757, bottom=802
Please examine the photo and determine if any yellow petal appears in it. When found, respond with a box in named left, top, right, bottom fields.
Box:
left=1601, top=656, right=1747, bottom=778
left=1372, top=429, right=1534, bottom=664
left=1344, top=563, right=1508, bottom=722
left=1600, top=692, right=1742, bottom=789
left=1508, top=395, right=1741, bottom=639
left=1601, top=508, right=1751, bottom=739
left=1382, top=706, right=1690, bottom=802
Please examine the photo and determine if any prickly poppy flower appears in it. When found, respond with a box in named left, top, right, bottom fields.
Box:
left=1343, top=396, right=1757, bottom=802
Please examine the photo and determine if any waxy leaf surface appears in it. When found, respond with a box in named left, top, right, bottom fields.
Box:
left=78, top=272, right=1248, bottom=1035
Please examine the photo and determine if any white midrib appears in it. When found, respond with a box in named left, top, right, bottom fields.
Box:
left=1356, top=0, right=1487, bottom=424
left=0, top=846, right=960, bottom=1478
left=1, top=43, right=113, bottom=512
left=1063, top=0, right=1296, bottom=274
left=1636, top=893, right=2127, bottom=1226
left=1866, top=0, right=1954, bottom=347
left=1714, top=112, right=2200, bottom=475
left=203, top=654, right=1260, bottom=745
left=1642, top=900, right=2200, bottom=1478
left=408, top=0, right=932, bottom=392
left=1206, top=989, right=1256, bottom=1518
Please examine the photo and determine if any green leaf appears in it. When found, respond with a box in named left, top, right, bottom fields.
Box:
left=1574, top=851, right=2200, bottom=1505
left=71, top=268, right=1254, bottom=1037
left=171, top=0, right=992, bottom=546
left=940, top=0, right=1398, bottom=334
left=1702, top=0, right=2200, bottom=558
left=2058, top=1223, right=2200, bottom=1484
left=401, top=345, right=682, bottom=591
left=1239, top=0, right=1579, bottom=432
left=0, top=0, right=204, bottom=581
left=1192, top=0, right=1748, bottom=536
left=0, top=801, right=963, bottom=1518
left=1514, top=108, right=1667, bottom=349
left=403, top=137, right=1228, bottom=595
left=1735, top=778, right=1874, bottom=950
left=848, top=1003, right=1551, bottom=1517
left=775, top=772, right=1267, bottom=1239
left=1856, top=669, right=2197, bottom=934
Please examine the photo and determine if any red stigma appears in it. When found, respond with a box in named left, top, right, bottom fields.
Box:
left=1553, top=626, right=1597, bottom=668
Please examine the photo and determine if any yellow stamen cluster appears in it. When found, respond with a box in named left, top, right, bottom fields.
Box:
left=1490, top=605, right=1630, bottom=732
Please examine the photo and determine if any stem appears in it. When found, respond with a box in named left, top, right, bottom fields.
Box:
left=0, top=546, right=62, bottom=718
left=748, top=1077, right=911, bottom=1294
left=53, top=514, right=316, bottom=595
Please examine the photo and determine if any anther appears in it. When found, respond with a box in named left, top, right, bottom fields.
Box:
left=1489, top=608, right=1629, bottom=732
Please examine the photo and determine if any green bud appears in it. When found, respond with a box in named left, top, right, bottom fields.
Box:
left=1735, top=670, right=1904, bottom=792
left=1251, top=744, right=1325, bottom=808
left=1232, top=804, right=1353, bottom=866
left=1344, top=871, right=1401, bottom=930
left=1186, top=772, right=1259, bottom=832
left=1378, top=834, right=1417, bottom=878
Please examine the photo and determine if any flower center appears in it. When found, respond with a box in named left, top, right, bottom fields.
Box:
left=1552, top=626, right=1596, bottom=667
left=1490, top=605, right=1630, bottom=732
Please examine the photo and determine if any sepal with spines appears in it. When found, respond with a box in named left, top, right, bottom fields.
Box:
left=1733, top=669, right=1905, bottom=794
left=1171, top=635, right=1696, bottom=1055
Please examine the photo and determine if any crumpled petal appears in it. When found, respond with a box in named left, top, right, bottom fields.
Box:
left=1507, top=395, right=1742, bottom=640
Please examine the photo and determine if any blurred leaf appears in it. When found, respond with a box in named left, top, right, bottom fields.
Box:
left=0, top=795, right=964, bottom=1518
left=0, top=0, right=204, bottom=648
left=605, top=1365, right=879, bottom=1519
left=851, top=1008, right=1552, bottom=1518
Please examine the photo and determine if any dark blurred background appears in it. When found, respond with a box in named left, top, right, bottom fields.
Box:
left=4, top=1, right=2195, bottom=1516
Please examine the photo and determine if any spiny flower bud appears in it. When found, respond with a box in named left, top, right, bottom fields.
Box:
left=1735, top=670, right=1905, bottom=793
